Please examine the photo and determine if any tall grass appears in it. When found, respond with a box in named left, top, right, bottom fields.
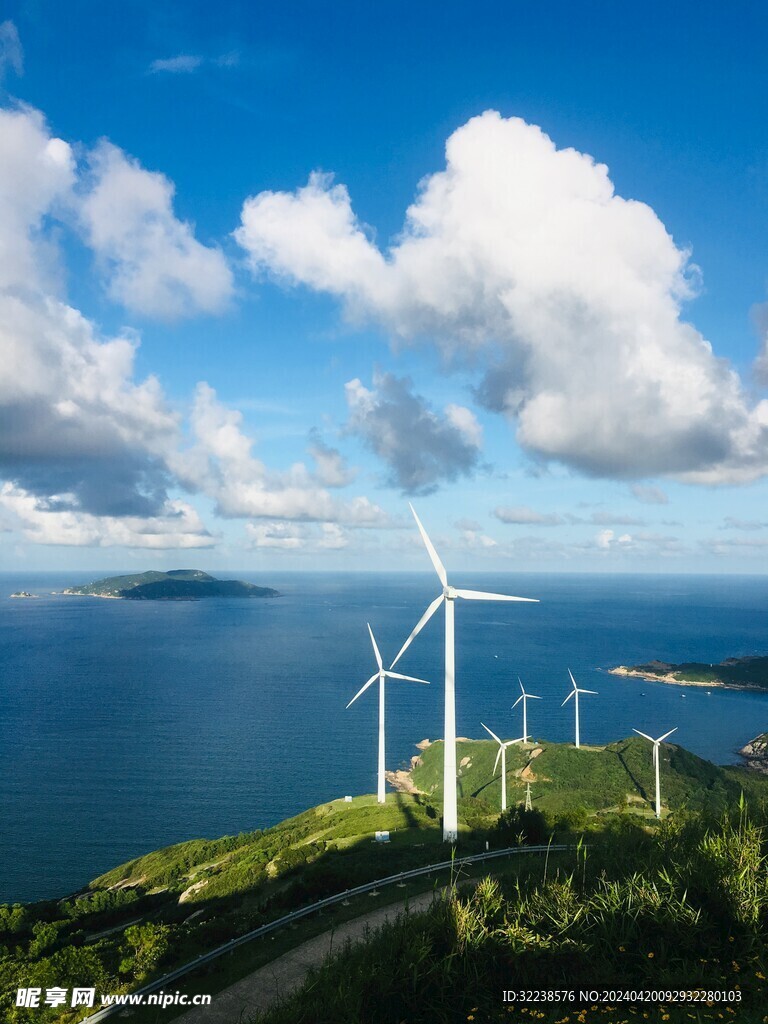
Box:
left=254, top=810, right=768, bottom=1024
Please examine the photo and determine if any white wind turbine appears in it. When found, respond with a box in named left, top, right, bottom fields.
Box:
left=512, top=677, right=541, bottom=743
left=481, top=722, right=519, bottom=813
left=632, top=726, right=678, bottom=819
left=390, top=505, right=538, bottom=841
left=561, top=669, right=597, bottom=748
left=346, top=623, right=430, bottom=804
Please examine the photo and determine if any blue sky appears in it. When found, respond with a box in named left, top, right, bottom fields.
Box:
left=1, top=0, right=768, bottom=573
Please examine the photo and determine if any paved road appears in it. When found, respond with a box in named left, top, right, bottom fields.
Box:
left=176, top=889, right=443, bottom=1024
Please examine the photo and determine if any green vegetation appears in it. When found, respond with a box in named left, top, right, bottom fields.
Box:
left=62, top=569, right=278, bottom=600
left=615, top=655, right=768, bottom=690
left=3, top=742, right=768, bottom=1022
left=411, top=735, right=768, bottom=818
left=255, top=809, right=768, bottom=1023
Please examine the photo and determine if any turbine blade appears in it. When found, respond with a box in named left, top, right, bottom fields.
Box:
left=568, top=668, right=578, bottom=689
left=493, top=746, right=502, bottom=775
left=367, top=622, right=382, bottom=670
left=389, top=594, right=444, bottom=669
left=578, top=688, right=598, bottom=695
left=518, top=676, right=525, bottom=695
left=505, top=737, right=523, bottom=747
left=657, top=727, right=678, bottom=744
left=346, top=673, right=379, bottom=709
left=481, top=721, right=502, bottom=745
left=409, top=504, right=447, bottom=587
left=561, top=690, right=574, bottom=706
left=454, top=588, right=538, bottom=603
left=528, top=694, right=542, bottom=700
left=632, top=728, right=654, bottom=743
left=512, top=695, right=523, bottom=709
left=384, top=671, right=430, bottom=684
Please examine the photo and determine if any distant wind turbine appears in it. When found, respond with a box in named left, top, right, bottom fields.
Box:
left=561, top=669, right=597, bottom=748
left=512, top=677, right=542, bottom=743
left=346, top=623, right=429, bottom=803
left=481, top=722, right=519, bottom=812
left=390, top=505, right=538, bottom=841
left=632, top=726, right=678, bottom=819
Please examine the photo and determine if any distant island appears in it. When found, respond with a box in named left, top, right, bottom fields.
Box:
left=10, top=590, right=38, bottom=599
left=609, top=655, right=768, bottom=692
left=62, top=569, right=279, bottom=601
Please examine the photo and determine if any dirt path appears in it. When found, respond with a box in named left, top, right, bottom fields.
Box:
left=176, top=890, right=442, bottom=1023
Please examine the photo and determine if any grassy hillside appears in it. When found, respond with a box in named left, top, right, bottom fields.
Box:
left=255, top=811, right=768, bottom=1023
left=4, top=743, right=768, bottom=1022
left=411, top=736, right=768, bottom=818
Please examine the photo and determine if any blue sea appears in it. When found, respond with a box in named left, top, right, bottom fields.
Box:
left=2, top=571, right=768, bottom=904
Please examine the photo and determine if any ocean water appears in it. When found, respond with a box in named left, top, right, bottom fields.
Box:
left=1, top=570, right=767, bottom=903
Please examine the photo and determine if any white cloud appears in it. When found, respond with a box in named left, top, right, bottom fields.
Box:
left=148, top=52, right=239, bottom=74
left=149, top=55, right=204, bottom=74
left=236, top=110, right=768, bottom=484
left=79, top=141, right=233, bottom=318
left=172, top=383, right=390, bottom=525
left=308, top=433, right=357, bottom=487
left=0, top=485, right=213, bottom=548
left=344, top=372, right=482, bottom=494
left=0, top=21, right=23, bottom=80
left=493, top=505, right=565, bottom=526
left=246, top=520, right=348, bottom=551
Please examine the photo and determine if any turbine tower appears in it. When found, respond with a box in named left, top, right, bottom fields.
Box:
left=481, top=722, right=519, bottom=812
left=632, top=726, right=678, bottom=819
left=346, top=623, right=429, bottom=803
left=561, top=669, right=597, bottom=748
left=390, top=505, right=538, bottom=841
left=512, top=677, right=541, bottom=743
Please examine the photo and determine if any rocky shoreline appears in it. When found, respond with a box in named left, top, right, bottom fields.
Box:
left=608, top=665, right=764, bottom=692
left=738, top=734, right=768, bottom=774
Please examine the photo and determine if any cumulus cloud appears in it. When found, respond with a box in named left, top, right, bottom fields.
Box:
left=236, top=110, right=768, bottom=484
left=78, top=141, right=233, bottom=318
left=344, top=372, right=482, bottom=494
left=0, top=485, right=213, bottom=548
left=0, top=21, right=23, bottom=80
left=171, top=383, right=389, bottom=524
left=246, top=520, right=347, bottom=551
left=493, top=505, right=565, bottom=526
left=308, top=432, right=357, bottom=487
left=0, top=106, right=188, bottom=526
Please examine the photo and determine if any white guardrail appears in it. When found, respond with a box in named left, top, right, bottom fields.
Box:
left=82, top=842, right=567, bottom=1022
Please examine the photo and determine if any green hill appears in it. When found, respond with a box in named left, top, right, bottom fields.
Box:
left=411, top=735, right=768, bottom=818
left=62, top=569, right=278, bottom=600
left=4, top=742, right=768, bottom=1023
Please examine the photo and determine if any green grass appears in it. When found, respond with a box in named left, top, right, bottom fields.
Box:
left=253, top=809, right=768, bottom=1024
left=5, top=741, right=768, bottom=1023
left=412, top=736, right=768, bottom=818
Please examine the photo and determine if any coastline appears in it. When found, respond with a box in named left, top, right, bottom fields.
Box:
left=608, top=665, right=766, bottom=692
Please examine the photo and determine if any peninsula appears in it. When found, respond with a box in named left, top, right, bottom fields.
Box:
left=609, top=655, right=768, bottom=691
left=62, top=569, right=278, bottom=600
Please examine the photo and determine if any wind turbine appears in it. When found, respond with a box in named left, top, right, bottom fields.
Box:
left=632, top=726, right=678, bottom=819
left=346, top=623, right=429, bottom=803
left=481, top=722, right=519, bottom=812
left=512, top=677, right=541, bottom=743
left=390, top=505, right=538, bottom=841
left=561, top=669, right=597, bottom=748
